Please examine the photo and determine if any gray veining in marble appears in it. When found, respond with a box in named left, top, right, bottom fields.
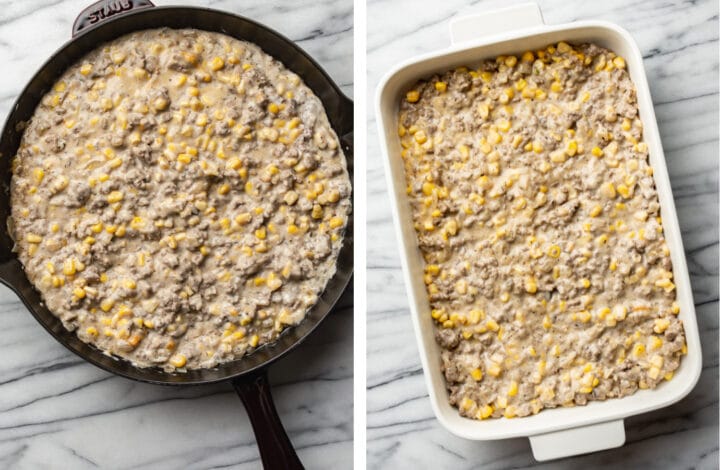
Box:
left=367, top=0, right=718, bottom=468
left=0, top=0, right=353, bottom=468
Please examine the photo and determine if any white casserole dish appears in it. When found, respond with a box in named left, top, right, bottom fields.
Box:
left=375, top=2, right=702, bottom=461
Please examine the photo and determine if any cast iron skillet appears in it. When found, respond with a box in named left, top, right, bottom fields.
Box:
left=0, top=1, right=353, bottom=468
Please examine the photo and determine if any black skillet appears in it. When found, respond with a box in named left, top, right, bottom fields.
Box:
left=0, top=1, right=353, bottom=468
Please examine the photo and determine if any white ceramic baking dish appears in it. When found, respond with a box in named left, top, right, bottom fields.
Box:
left=375, top=2, right=702, bottom=461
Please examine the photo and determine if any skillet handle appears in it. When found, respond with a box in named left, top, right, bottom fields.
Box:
left=72, top=0, right=155, bottom=37
left=232, top=371, right=304, bottom=470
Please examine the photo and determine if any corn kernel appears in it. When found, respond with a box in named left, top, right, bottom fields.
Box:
left=597, top=182, right=616, bottom=199
left=487, top=363, right=502, bottom=377
left=170, top=354, right=187, bottom=368
left=195, top=113, right=208, bottom=126
left=209, top=56, right=225, bottom=71
left=478, top=405, right=494, bottom=419
left=107, top=191, right=123, bottom=203
left=653, top=318, right=670, bottom=334
left=497, top=119, right=511, bottom=132
left=100, top=299, right=115, bottom=312
left=525, top=277, right=537, bottom=294
left=617, top=184, right=631, bottom=199
left=546, top=245, right=561, bottom=258
left=632, top=343, right=646, bottom=357
left=63, top=259, right=76, bottom=276
left=217, top=183, right=231, bottom=195
left=73, top=287, right=86, bottom=299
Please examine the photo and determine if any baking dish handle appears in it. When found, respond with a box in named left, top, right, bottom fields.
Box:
left=232, top=371, right=305, bottom=470
left=449, top=2, right=544, bottom=45
left=528, top=419, right=625, bottom=461
left=72, top=0, right=155, bottom=37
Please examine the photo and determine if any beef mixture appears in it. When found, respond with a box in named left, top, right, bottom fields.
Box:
left=11, top=29, right=350, bottom=372
left=398, top=42, right=686, bottom=419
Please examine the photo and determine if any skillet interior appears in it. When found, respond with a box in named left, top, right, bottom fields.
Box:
left=0, top=6, right=354, bottom=385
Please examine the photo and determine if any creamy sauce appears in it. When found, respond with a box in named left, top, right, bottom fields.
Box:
left=11, top=28, right=350, bottom=371
left=398, top=42, right=685, bottom=419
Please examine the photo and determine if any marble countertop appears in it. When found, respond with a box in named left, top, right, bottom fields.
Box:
left=367, top=0, right=718, bottom=468
left=0, top=0, right=353, bottom=468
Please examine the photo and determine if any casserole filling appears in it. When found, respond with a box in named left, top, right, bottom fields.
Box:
left=398, top=42, right=686, bottom=419
left=11, top=28, right=350, bottom=371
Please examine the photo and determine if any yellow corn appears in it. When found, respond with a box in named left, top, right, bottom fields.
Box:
left=653, top=318, right=670, bottom=334
left=153, top=97, right=169, bottom=111
left=599, top=182, right=616, bottom=199
left=63, top=259, right=76, bottom=276
left=217, top=183, right=231, bottom=195
left=525, top=277, right=538, bottom=294
left=209, top=57, right=225, bottom=71
left=170, top=354, right=187, bottom=368
left=487, top=363, right=502, bottom=377
left=478, top=405, right=494, bottom=419
left=616, top=184, right=631, bottom=198
left=107, top=191, right=123, bottom=203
